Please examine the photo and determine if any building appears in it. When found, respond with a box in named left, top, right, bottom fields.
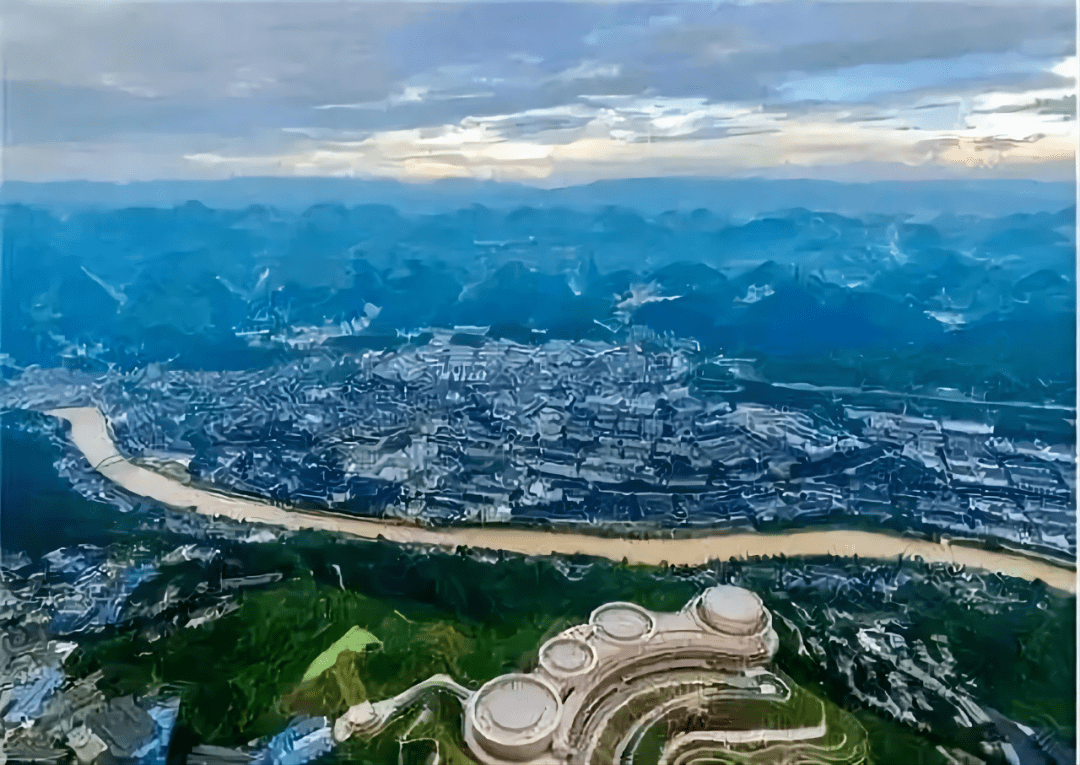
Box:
left=333, top=586, right=868, bottom=765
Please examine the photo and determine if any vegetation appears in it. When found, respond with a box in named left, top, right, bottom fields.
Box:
left=65, top=527, right=1074, bottom=765
left=300, top=626, right=381, bottom=683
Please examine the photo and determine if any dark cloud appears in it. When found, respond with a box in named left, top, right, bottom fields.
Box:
left=977, top=93, right=1077, bottom=115
left=1, top=0, right=1073, bottom=180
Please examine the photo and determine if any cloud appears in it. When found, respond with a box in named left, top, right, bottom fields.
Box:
left=98, top=73, right=159, bottom=99
left=3, top=0, right=1075, bottom=182
left=317, top=87, right=438, bottom=111
left=173, top=84, right=1074, bottom=184
left=774, top=52, right=1061, bottom=104
left=315, top=58, right=620, bottom=112
left=553, top=60, right=623, bottom=82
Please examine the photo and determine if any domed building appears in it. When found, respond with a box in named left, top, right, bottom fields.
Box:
left=334, top=585, right=868, bottom=765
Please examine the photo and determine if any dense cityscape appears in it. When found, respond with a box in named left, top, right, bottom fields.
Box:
left=4, top=330, right=1073, bottom=561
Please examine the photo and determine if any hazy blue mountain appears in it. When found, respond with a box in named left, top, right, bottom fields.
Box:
left=1, top=183, right=1074, bottom=402
left=2, top=177, right=1073, bottom=217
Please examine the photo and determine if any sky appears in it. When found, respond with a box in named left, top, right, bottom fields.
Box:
left=2, top=0, right=1076, bottom=185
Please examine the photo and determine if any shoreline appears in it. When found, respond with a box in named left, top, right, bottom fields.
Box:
left=46, top=406, right=1077, bottom=594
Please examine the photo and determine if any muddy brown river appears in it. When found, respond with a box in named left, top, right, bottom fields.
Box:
left=47, top=406, right=1076, bottom=594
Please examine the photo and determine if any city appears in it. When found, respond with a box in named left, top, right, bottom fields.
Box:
left=5, top=330, right=1073, bottom=562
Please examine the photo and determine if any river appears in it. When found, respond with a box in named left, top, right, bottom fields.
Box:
left=46, top=406, right=1076, bottom=594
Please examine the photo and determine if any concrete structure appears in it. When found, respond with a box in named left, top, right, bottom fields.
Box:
left=461, top=585, right=779, bottom=765
left=332, top=674, right=472, bottom=742
left=333, top=585, right=871, bottom=764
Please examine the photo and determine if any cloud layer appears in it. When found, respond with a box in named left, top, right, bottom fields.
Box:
left=3, top=0, right=1075, bottom=183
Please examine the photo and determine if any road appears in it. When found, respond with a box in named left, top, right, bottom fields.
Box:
left=47, top=406, right=1077, bottom=594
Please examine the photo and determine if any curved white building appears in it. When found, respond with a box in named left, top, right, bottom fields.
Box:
left=462, top=585, right=783, bottom=765
left=336, top=585, right=867, bottom=765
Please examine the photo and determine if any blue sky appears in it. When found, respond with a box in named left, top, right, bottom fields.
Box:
left=2, top=0, right=1075, bottom=184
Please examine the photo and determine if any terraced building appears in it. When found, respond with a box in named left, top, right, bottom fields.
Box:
left=334, top=585, right=868, bottom=764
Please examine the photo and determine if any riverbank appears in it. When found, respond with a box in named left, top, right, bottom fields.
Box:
left=46, top=406, right=1077, bottom=594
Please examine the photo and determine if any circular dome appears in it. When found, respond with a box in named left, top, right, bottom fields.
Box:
left=696, top=585, right=766, bottom=636
left=472, top=675, right=561, bottom=741
left=539, top=637, right=596, bottom=677
left=590, top=602, right=655, bottom=642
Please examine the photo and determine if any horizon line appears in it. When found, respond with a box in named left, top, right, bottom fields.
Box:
left=2, top=175, right=1075, bottom=188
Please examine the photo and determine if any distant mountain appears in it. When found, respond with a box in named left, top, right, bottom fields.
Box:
left=0, top=197, right=1073, bottom=401
left=1, top=177, right=1073, bottom=217
left=647, top=262, right=728, bottom=295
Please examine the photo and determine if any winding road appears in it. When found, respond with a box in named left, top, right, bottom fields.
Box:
left=47, top=406, right=1076, bottom=594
